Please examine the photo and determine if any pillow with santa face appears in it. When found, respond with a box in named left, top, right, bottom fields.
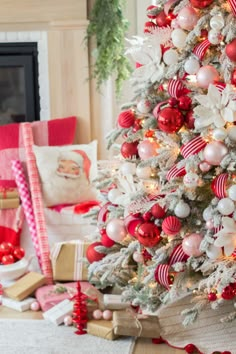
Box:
left=33, top=141, right=98, bottom=207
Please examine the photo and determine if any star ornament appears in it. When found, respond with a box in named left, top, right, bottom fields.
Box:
left=214, top=217, right=236, bottom=257
left=193, top=84, right=236, bottom=130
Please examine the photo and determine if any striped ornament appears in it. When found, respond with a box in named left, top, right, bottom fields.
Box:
left=214, top=82, right=226, bottom=93
left=152, top=99, right=169, bottom=119
left=180, top=136, right=207, bottom=158
left=228, top=0, right=236, bottom=16
left=211, top=174, right=228, bottom=199
left=166, top=164, right=186, bottom=181
left=193, top=39, right=211, bottom=60
left=167, top=79, right=184, bottom=99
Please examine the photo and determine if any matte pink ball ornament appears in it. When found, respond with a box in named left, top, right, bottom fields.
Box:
left=138, top=140, right=159, bottom=160
left=177, top=6, right=199, bottom=30
left=102, top=310, right=113, bottom=320
left=64, top=315, right=73, bottom=326
left=203, top=141, right=228, bottom=166
left=30, top=301, right=41, bottom=311
left=133, top=251, right=144, bottom=263
left=106, top=218, right=127, bottom=242
left=199, top=161, right=211, bottom=172
left=93, top=309, right=103, bottom=320
left=196, top=65, right=220, bottom=88
left=182, top=233, right=204, bottom=257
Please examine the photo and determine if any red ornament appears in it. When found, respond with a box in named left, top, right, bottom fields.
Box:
left=13, top=246, right=25, bottom=261
left=143, top=211, right=153, bottom=221
left=136, top=222, right=161, bottom=247
left=155, top=11, right=172, bottom=27
left=144, top=21, right=157, bottom=33
left=184, top=110, right=195, bottom=129
left=117, top=110, right=135, bottom=128
left=168, top=97, right=178, bottom=107
left=162, top=216, right=181, bottom=236
left=0, top=242, right=13, bottom=257
left=158, top=107, right=184, bottom=133
left=72, top=282, right=88, bottom=335
left=190, top=0, right=213, bottom=8
left=221, top=285, right=235, bottom=300
left=1, top=254, right=15, bottom=265
left=231, top=69, right=236, bottom=85
left=225, top=38, right=236, bottom=62
left=178, top=96, right=192, bottom=111
left=97, top=202, right=111, bottom=224
left=86, top=242, right=106, bottom=263
left=151, top=203, right=166, bottom=219
left=124, top=214, right=143, bottom=237
left=200, top=29, right=208, bottom=40
left=146, top=5, right=158, bottom=19
left=101, top=232, right=115, bottom=248
left=185, top=344, right=196, bottom=354
left=211, top=174, right=228, bottom=199
left=121, top=141, right=139, bottom=159
left=208, top=292, right=217, bottom=301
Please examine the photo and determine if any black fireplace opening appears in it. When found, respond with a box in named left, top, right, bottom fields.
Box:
left=0, top=42, right=40, bottom=125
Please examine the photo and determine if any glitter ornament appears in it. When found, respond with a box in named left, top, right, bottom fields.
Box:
left=174, top=201, right=191, bottom=218
left=121, top=141, right=139, bottom=159
left=158, top=107, right=184, bottom=133
left=163, top=49, right=179, bottom=65
left=183, top=172, right=199, bottom=188
left=184, top=57, right=200, bottom=75
left=203, top=141, right=228, bottom=165
left=182, top=233, right=204, bottom=257
left=137, top=222, right=161, bottom=247
left=117, top=110, right=135, bottom=128
left=196, top=65, right=220, bottom=88
left=221, top=285, right=235, bottom=300
left=137, top=99, right=152, bottom=114
left=106, top=218, right=127, bottom=242
left=177, top=6, right=198, bottom=31
left=64, top=315, right=73, bottom=326
left=225, top=38, right=236, bottom=62
left=171, top=28, right=187, bottom=48
left=138, top=140, right=159, bottom=160
left=190, top=0, right=213, bottom=8
left=162, top=216, right=181, bottom=236
left=217, top=198, right=235, bottom=215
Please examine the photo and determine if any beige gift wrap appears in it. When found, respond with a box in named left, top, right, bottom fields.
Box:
left=113, top=310, right=160, bottom=338
left=87, top=320, right=120, bottom=341
left=51, top=241, right=90, bottom=281
left=0, top=197, right=20, bottom=209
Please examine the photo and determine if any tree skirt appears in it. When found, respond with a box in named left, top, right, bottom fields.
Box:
left=0, top=319, right=135, bottom=354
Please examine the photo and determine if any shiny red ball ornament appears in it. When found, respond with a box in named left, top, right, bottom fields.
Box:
left=137, top=222, right=161, bottom=247
left=208, top=292, right=217, bottom=301
left=231, top=69, right=236, bottom=85
left=117, top=110, right=135, bottom=129
left=162, top=216, right=181, bottom=236
left=190, top=0, right=213, bottom=8
left=101, top=232, right=115, bottom=248
left=211, top=174, right=228, bottom=199
left=178, top=96, right=192, bottom=111
left=1, top=254, right=15, bottom=265
left=225, top=38, right=236, bottom=62
left=168, top=97, right=178, bottom=107
left=143, top=211, right=153, bottom=221
left=155, top=10, right=172, bottom=27
left=158, top=107, right=184, bottom=133
left=86, top=242, right=106, bottom=264
left=146, top=5, right=158, bottom=19
left=0, top=242, right=13, bottom=257
left=144, top=21, right=157, bottom=33
left=185, top=344, right=196, bottom=354
left=13, top=247, right=25, bottom=261
left=184, top=110, right=195, bottom=129
left=124, top=214, right=143, bottom=237
left=121, top=141, right=139, bottom=159
left=151, top=203, right=166, bottom=219
left=221, top=285, right=235, bottom=300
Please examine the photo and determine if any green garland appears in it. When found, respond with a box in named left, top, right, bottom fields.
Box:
left=87, top=0, right=132, bottom=95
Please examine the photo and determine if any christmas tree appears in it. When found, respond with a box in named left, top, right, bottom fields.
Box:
left=87, top=0, right=236, bottom=332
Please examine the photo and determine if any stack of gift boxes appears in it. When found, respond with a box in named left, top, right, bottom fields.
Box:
left=0, top=187, right=20, bottom=209
left=1, top=239, right=160, bottom=341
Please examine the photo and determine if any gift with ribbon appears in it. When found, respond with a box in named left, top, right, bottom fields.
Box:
left=113, top=309, right=160, bottom=338
left=0, top=187, right=19, bottom=199
left=50, top=240, right=90, bottom=282
left=87, top=320, right=120, bottom=341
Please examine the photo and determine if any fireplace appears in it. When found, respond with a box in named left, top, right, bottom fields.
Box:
left=0, top=42, right=40, bottom=125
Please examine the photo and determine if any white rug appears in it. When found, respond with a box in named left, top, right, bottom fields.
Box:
left=0, top=319, right=135, bottom=354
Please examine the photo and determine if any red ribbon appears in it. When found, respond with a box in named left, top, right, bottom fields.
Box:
left=180, top=136, right=207, bottom=159
left=166, top=164, right=186, bottom=181
left=193, top=39, right=211, bottom=60
left=228, top=0, right=236, bottom=16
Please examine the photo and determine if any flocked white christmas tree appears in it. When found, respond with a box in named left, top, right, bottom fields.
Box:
left=86, top=0, right=236, bottom=335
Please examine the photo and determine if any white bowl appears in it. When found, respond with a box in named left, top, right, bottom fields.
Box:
left=0, top=257, right=29, bottom=281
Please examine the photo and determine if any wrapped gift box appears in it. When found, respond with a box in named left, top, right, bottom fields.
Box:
left=113, top=310, right=160, bottom=338
left=0, top=188, right=19, bottom=199
left=51, top=241, right=90, bottom=281
left=0, top=197, right=20, bottom=209
left=35, top=281, right=98, bottom=312
left=4, top=272, right=46, bottom=301
left=2, top=296, right=35, bottom=312
left=87, top=320, right=119, bottom=341
left=103, top=294, right=130, bottom=310
left=43, top=299, right=74, bottom=325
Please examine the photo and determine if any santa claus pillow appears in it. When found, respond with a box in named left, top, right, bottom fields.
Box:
left=33, top=141, right=98, bottom=207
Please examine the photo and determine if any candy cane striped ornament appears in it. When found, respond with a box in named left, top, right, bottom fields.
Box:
left=193, top=39, right=211, bottom=60
left=166, top=164, right=186, bottom=181
left=211, top=173, right=228, bottom=199
left=167, top=79, right=185, bottom=98
left=180, top=136, right=207, bottom=158
left=228, top=0, right=236, bottom=16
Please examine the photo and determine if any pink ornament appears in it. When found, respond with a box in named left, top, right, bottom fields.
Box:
left=133, top=251, right=144, bottom=263
left=199, top=161, right=211, bottom=172
left=30, top=301, right=40, bottom=311
left=106, top=218, right=127, bottom=242
left=64, top=315, right=73, bottom=326
left=93, top=309, right=103, bottom=320
left=177, top=6, right=198, bottom=30
left=203, top=141, right=228, bottom=166
left=196, top=65, right=220, bottom=88
left=138, top=140, right=159, bottom=160
left=102, top=310, right=113, bottom=320
left=206, top=219, right=214, bottom=229
left=182, top=233, right=204, bottom=257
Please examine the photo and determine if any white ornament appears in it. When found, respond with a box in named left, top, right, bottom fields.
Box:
left=120, top=162, right=136, bottom=176
left=174, top=201, right=191, bottom=218
left=217, top=198, right=235, bottom=215
left=107, top=188, right=123, bottom=203
left=171, top=28, right=187, bottom=49
left=228, top=185, right=236, bottom=201
left=183, top=172, right=199, bottom=188
left=106, top=218, right=127, bottom=242
left=212, top=128, right=227, bottom=141
left=203, top=207, right=212, bottom=221
left=184, top=57, right=200, bottom=75
left=137, top=99, right=152, bottom=114
left=163, top=49, right=179, bottom=65
left=133, top=251, right=144, bottom=263
left=206, top=244, right=222, bottom=259
left=227, top=126, right=236, bottom=141
left=210, top=14, right=224, bottom=31
left=208, top=29, right=221, bottom=45
left=136, top=165, right=152, bottom=179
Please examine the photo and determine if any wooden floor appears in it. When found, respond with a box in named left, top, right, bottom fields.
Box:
left=0, top=306, right=185, bottom=354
